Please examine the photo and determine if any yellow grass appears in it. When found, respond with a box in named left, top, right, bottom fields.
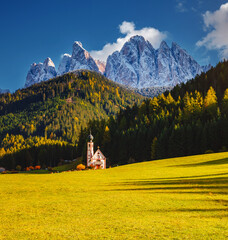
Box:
left=1, top=152, right=228, bottom=239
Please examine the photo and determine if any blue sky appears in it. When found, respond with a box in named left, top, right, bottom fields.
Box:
left=0, top=0, right=227, bottom=91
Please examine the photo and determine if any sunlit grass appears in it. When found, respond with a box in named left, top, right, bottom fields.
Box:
left=1, top=152, right=228, bottom=239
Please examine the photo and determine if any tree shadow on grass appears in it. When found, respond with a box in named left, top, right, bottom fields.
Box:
left=152, top=208, right=227, bottom=212
left=112, top=176, right=228, bottom=186
left=143, top=208, right=228, bottom=218
left=171, top=158, right=228, bottom=167
left=108, top=175, right=228, bottom=196
left=123, top=172, right=228, bottom=181
left=106, top=174, right=228, bottom=216
left=200, top=199, right=228, bottom=206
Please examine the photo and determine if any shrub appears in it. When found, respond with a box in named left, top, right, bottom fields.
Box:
left=35, top=165, right=41, bottom=170
left=26, top=167, right=30, bottom=171
left=205, top=150, right=214, bottom=154
left=29, top=166, right=34, bottom=170
left=48, top=167, right=53, bottom=172
left=219, top=146, right=227, bottom=152
left=16, top=165, right=22, bottom=171
left=76, top=164, right=86, bottom=171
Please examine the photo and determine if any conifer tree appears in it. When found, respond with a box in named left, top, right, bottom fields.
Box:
left=204, top=87, right=218, bottom=117
left=151, top=137, right=157, bottom=160
left=222, top=89, right=228, bottom=116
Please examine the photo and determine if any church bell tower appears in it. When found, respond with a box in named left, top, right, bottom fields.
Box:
left=87, top=132, right=94, bottom=167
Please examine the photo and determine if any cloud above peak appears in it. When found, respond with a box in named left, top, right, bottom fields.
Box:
left=90, top=21, right=167, bottom=61
left=196, top=2, right=228, bottom=59
left=119, top=21, right=135, bottom=34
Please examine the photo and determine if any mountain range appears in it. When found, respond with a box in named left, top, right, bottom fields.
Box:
left=106, top=36, right=211, bottom=88
left=25, top=36, right=211, bottom=89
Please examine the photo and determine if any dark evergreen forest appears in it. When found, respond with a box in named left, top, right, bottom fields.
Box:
left=0, top=70, right=143, bottom=169
left=77, top=61, right=228, bottom=166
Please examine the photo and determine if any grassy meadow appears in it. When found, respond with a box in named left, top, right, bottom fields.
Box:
left=1, top=152, right=228, bottom=239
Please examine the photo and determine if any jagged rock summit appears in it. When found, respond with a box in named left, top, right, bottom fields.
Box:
left=25, top=36, right=211, bottom=88
left=25, top=58, right=57, bottom=87
left=58, top=41, right=99, bottom=75
left=57, top=54, right=71, bottom=75
left=105, top=35, right=210, bottom=88
left=25, top=42, right=100, bottom=87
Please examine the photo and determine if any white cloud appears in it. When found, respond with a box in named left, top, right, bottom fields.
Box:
left=119, top=21, right=135, bottom=34
left=196, top=2, right=228, bottom=59
left=176, top=1, right=187, bottom=13
left=90, top=21, right=166, bottom=61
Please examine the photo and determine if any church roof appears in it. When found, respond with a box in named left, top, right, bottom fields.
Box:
left=91, top=148, right=106, bottom=161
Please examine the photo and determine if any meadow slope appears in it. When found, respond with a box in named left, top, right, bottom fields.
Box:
left=1, top=152, right=228, bottom=239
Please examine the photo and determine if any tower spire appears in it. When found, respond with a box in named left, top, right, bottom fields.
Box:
left=88, top=130, right=94, bottom=142
left=87, top=131, right=94, bottom=167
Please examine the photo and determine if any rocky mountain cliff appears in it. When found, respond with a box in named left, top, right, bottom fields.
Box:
left=25, top=36, right=211, bottom=88
left=95, top=60, right=106, bottom=74
left=105, top=36, right=211, bottom=88
left=58, top=41, right=99, bottom=75
left=25, top=58, right=57, bottom=87
left=25, top=42, right=99, bottom=87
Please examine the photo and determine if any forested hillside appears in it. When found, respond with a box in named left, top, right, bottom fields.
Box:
left=168, top=61, right=228, bottom=101
left=77, top=60, right=228, bottom=166
left=0, top=70, right=143, bottom=169
left=0, top=134, right=76, bottom=170
left=0, top=70, right=143, bottom=143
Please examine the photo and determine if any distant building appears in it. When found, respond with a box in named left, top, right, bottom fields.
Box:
left=87, top=132, right=106, bottom=169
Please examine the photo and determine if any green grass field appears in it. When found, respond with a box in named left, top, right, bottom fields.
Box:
left=1, top=152, right=228, bottom=240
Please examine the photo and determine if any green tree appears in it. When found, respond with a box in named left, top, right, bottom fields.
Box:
left=151, top=137, right=157, bottom=160
left=204, top=87, right=218, bottom=117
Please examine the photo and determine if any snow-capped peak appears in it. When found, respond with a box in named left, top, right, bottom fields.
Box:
left=26, top=41, right=101, bottom=87
left=105, top=35, right=208, bottom=88
left=171, top=42, right=181, bottom=49
left=129, top=35, right=146, bottom=42
left=58, top=41, right=99, bottom=75
left=25, top=35, right=211, bottom=89
left=43, top=57, right=55, bottom=68
left=57, top=54, right=72, bottom=75
left=74, top=41, right=83, bottom=49
left=159, top=40, right=170, bottom=50
left=25, top=58, right=57, bottom=87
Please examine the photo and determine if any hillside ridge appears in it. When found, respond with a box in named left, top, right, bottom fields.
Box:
left=0, top=70, right=143, bottom=145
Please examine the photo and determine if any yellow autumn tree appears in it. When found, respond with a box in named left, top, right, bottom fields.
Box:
left=0, top=148, right=6, bottom=158
left=204, top=87, right=217, bottom=107
left=204, top=86, right=218, bottom=117
left=222, top=88, right=228, bottom=116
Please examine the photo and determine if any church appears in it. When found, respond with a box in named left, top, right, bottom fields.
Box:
left=87, top=132, right=106, bottom=169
